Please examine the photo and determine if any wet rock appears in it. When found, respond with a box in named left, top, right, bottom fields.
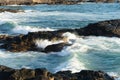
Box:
left=43, top=43, right=72, bottom=53
left=0, top=65, right=14, bottom=80
left=75, top=70, right=114, bottom=80
left=0, top=65, right=115, bottom=80
left=0, top=35, right=8, bottom=43
left=76, top=19, right=120, bottom=37
left=0, top=31, right=66, bottom=52
left=10, top=68, right=35, bottom=80
left=54, top=71, right=77, bottom=80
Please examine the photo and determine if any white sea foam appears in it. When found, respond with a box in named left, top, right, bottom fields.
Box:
left=63, top=32, right=76, bottom=39
left=53, top=35, right=120, bottom=73
left=35, top=32, right=77, bottom=49
left=12, top=26, right=54, bottom=34
left=108, top=72, right=120, bottom=80
left=35, top=39, right=65, bottom=49
left=54, top=53, right=86, bottom=73
left=35, top=39, right=52, bottom=49
left=78, top=36, right=120, bottom=52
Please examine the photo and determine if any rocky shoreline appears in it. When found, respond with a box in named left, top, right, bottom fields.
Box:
left=0, top=19, right=120, bottom=52
left=0, top=65, right=114, bottom=80
left=0, top=19, right=120, bottom=80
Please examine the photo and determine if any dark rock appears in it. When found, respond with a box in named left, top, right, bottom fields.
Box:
left=0, top=65, right=115, bottom=80
left=75, top=70, right=114, bottom=80
left=54, top=70, right=77, bottom=80
left=76, top=19, right=120, bottom=37
left=0, top=65, right=14, bottom=80
left=43, top=43, right=72, bottom=53
left=0, top=31, right=66, bottom=52
left=10, top=68, right=35, bottom=80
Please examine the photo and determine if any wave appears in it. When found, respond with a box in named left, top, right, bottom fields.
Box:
left=108, top=72, right=120, bottom=80
left=12, top=25, right=54, bottom=34
left=35, top=39, right=64, bottom=49
left=0, top=21, right=16, bottom=34
left=54, top=53, right=86, bottom=73
left=0, top=33, right=120, bottom=75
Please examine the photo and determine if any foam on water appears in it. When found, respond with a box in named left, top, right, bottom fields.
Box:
left=1, top=8, right=120, bottom=27
left=54, top=53, right=86, bottom=73
left=108, top=72, right=120, bottom=80
left=35, top=32, right=77, bottom=49
left=62, top=32, right=77, bottom=40
left=0, top=3, right=120, bottom=78
left=35, top=39, right=65, bottom=49
left=78, top=36, right=120, bottom=52
left=0, top=33, right=120, bottom=76
left=12, top=25, right=54, bottom=34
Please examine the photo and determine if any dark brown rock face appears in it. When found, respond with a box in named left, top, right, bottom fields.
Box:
left=76, top=19, right=120, bottom=37
left=0, top=65, right=114, bottom=80
left=43, top=43, right=72, bottom=53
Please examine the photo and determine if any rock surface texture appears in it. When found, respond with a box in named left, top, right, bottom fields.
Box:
left=0, top=19, right=120, bottom=52
left=0, top=65, right=114, bottom=80
left=76, top=19, right=120, bottom=37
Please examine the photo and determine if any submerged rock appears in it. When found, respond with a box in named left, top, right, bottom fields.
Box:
left=0, top=65, right=114, bottom=80
left=0, top=8, right=24, bottom=13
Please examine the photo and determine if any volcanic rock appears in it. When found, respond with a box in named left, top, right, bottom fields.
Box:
left=76, top=19, right=120, bottom=37
left=0, top=65, right=114, bottom=80
left=43, top=43, right=72, bottom=53
left=0, top=65, right=54, bottom=80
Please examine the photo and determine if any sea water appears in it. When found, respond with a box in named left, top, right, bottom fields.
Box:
left=0, top=3, right=120, bottom=79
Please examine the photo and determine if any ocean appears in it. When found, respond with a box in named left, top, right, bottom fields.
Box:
left=0, top=3, right=120, bottom=79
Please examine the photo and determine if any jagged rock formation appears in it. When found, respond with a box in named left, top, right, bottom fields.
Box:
left=0, top=19, right=120, bottom=52
left=0, top=31, right=70, bottom=52
left=76, top=19, right=120, bottom=37
left=0, top=65, right=114, bottom=80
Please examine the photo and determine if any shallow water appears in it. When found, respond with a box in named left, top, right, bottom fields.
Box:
left=0, top=3, right=120, bottom=79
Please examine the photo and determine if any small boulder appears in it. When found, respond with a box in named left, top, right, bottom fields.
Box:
left=43, top=43, right=71, bottom=53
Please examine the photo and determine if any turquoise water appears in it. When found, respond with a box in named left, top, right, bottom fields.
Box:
left=0, top=3, right=120, bottom=79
